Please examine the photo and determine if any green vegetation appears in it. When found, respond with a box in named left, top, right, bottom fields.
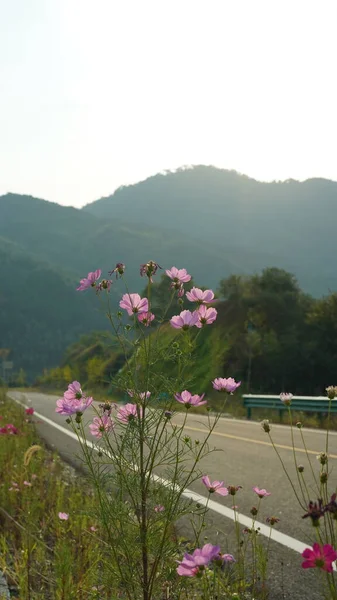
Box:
left=0, top=391, right=118, bottom=599
left=38, top=269, right=337, bottom=412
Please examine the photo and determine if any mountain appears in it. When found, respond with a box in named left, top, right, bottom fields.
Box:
left=0, top=192, right=239, bottom=379
left=2, top=166, right=337, bottom=379
left=0, top=236, right=104, bottom=380
left=83, top=166, right=337, bottom=296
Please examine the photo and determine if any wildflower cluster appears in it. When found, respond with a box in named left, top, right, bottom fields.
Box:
left=51, top=260, right=337, bottom=598
left=55, top=381, right=93, bottom=415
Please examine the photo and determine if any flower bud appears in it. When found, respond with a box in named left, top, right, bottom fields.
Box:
left=65, top=418, right=71, bottom=425
left=298, top=465, right=304, bottom=473
left=317, top=452, right=328, bottom=465
left=250, top=506, right=258, bottom=516
left=296, top=421, right=302, bottom=429
left=320, top=471, right=328, bottom=484
left=326, top=385, right=337, bottom=400
left=261, top=419, right=271, bottom=433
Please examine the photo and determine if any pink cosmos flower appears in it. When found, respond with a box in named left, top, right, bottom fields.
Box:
left=212, top=377, right=241, bottom=393
left=25, top=407, right=34, bottom=415
left=170, top=310, right=199, bottom=330
left=90, top=525, right=98, bottom=532
left=201, top=475, right=228, bottom=496
left=58, top=512, right=69, bottom=521
left=166, top=267, right=191, bottom=285
left=119, top=293, right=149, bottom=316
left=177, top=544, right=221, bottom=577
left=64, top=381, right=85, bottom=401
left=77, top=269, right=101, bottom=291
left=186, top=287, right=215, bottom=304
left=137, top=312, right=155, bottom=326
left=194, top=305, right=217, bottom=328
left=280, top=392, right=293, bottom=405
left=23, top=481, right=32, bottom=487
left=89, top=415, right=114, bottom=439
left=175, top=390, right=207, bottom=408
left=154, top=505, right=165, bottom=513
left=117, top=403, right=142, bottom=423
left=302, top=543, right=337, bottom=573
left=220, top=553, right=236, bottom=564
left=56, top=395, right=93, bottom=416
left=253, top=487, right=271, bottom=498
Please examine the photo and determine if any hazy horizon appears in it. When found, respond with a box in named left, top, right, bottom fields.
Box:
left=1, top=0, right=337, bottom=208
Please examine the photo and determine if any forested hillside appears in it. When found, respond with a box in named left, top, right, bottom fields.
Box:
left=2, top=165, right=337, bottom=381
left=84, top=166, right=337, bottom=297
left=37, top=269, right=337, bottom=398
left=0, top=237, right=104, bottom=380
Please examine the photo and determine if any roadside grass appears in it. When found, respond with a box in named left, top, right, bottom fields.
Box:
left=0, top=388, right=121, bottom=599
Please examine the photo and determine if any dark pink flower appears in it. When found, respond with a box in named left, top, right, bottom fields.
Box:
left=212, top=377, right=241, bottom=393
left=154, top=505, right=165, bottom=513
left=55, top=395, right=93, bottom=416
left=202, top=475, right=228, bottom=496
left=194, top=305, right=217, bottom=328
left=137, top=312, right=155, bottom=326
left=77, top=269, right=101, bottom=291
left=175, top=390, right=207, bottom=408
left=170, top=310, right=199, bottom=330
left=166, top=266, right=191, bottom=285
left=119, top=293, right=149, bottom=316
left=177, top=543, right=221, bottom=577
left=89, top=415, right=114, bottom=438
left=58, top=512, right=69, bottom=521
left=25, top=407, right=34, bottom=415
left=253, top=487, right=271, bottom=498
left=302, top=543, right=337, bottom=573
left=186, top=287, right=215, bottom=304
left=117, top=403, right=142, bottom=424
left=2, top=423, right=19, bottom=435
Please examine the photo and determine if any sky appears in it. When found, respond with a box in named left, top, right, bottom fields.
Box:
left=1, top=0, right=337, bottom=208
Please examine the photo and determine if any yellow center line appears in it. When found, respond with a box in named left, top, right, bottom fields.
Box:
left=182, top=425, right=337, bottom=459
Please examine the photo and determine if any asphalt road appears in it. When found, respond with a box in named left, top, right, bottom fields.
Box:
left=8, top=391, right=337, bottom=600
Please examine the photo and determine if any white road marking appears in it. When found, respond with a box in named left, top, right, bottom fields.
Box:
left=10, top=393, right=326, bottom=562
